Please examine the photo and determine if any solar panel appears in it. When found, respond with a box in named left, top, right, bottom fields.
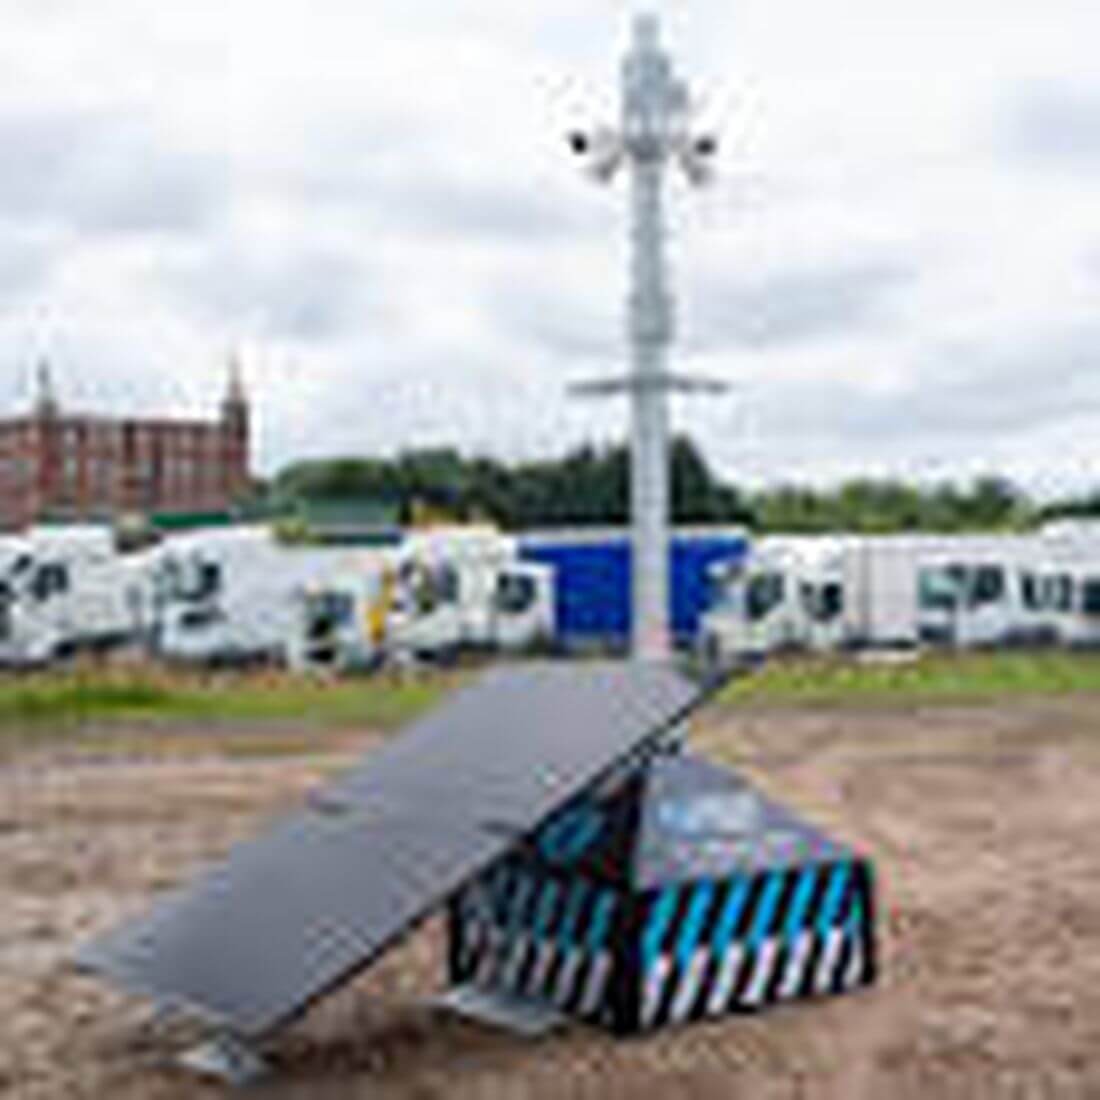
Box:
left=76, top=661, right=713, bottom=1038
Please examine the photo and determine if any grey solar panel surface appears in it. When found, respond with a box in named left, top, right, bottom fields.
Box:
left=77, top=661, right=710, bottom=1037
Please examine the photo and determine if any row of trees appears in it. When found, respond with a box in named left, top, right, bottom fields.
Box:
left=270, top=437, right=1097, bottom=533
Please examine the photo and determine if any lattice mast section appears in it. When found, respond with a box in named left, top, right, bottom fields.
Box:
left=569, top=14, right=723, bottom=660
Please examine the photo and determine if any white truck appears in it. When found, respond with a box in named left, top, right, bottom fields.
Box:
left=699, top=536, right=907, bottom=660
left=151, top=527, right=383, bottom=666
left=699, top=532, right=1056, bottom=661
left=700, top=537, right=841, bottom=661
left=910, top=537, right=1034, bottom=648
left=1009, top=540, right=1100, bottom=648
left=387, top=528, right=553, bottom=659
left=0, top=525, right=146, bottom=666
left=287, top=527, right=555, bottom=673
left=151, top=524, right=553, bottom=670
left=285, top=556, right=393, bottom=673
left=1051, top=565, right=1100, bottom=647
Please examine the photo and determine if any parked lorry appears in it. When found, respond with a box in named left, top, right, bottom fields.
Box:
left=287, top=527, right=554, bottom=672
left=0, top=526, right=145, bottom=666
left=148, top=524, right=554, bottom=670
left=388, top=528, right=552, bottom=657
left=698, top=536, right=885, bottom=661
left=910, top=537, right=1039, bottom=649
left=286, top=565, right=391, bottom=673
left=1009, top=550, right=1100, bottom=649
left=150, top=527, right=380, bottom=666
left=517, top=526, right=747, bottom=651
left=699, top=530, right=1100, bottom=662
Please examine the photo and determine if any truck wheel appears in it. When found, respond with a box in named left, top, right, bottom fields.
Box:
left=698, top=632, right=722, bottom=673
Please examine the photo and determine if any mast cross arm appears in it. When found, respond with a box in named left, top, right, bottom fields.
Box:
left=569, top=373, right=729, bottom=398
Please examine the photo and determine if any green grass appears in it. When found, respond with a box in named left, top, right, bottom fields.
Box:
left=5, top=650, right=1100, bottom=757
left=719, top=649, right=1100, bottom=707
left=0, top=666, right=456, bottom=742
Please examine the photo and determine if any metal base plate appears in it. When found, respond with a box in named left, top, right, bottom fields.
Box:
left=432, top=984, right=566, bottom=1037
left=178, top=1034, right=269, bottom=1087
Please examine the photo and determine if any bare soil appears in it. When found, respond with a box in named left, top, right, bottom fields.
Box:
left=3, top=698, right=1100, bottom=1099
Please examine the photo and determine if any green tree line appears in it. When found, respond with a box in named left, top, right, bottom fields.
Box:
left=269, top=436, right=1098, bottom=533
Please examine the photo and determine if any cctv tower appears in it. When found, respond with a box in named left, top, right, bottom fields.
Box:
left=570, top=14, right=723, bottom=660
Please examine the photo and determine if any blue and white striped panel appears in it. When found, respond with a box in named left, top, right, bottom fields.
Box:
left=704, top=876, right=751, bottom=1016
left=739, top=868, right=787, bottom=1007
left=576, top=888, right=617, bottom=1019
left=454, top=865, right=622, bottom=1023
left=637, top=859, right=874, bottom=1030
left=812, top=860, right=852, bottom=997
left=514, top=877, right=562, bottom=995
left=497, top=867, right=543, bottom=991
left=455, top=863, right=519, bottom=989
left=545, top=879, right=590, bottom=1008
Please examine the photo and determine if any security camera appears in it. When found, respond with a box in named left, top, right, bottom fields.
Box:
left=568, top=126, right=625, bottom=184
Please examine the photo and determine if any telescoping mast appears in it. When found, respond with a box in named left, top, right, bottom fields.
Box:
left=568, top=13, right=726, bottom=660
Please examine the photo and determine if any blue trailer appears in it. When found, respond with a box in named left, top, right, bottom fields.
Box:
left=517, top=526, right=748, bottom=651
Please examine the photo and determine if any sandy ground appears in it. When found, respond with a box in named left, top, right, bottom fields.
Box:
left=3, top=698, right=1100, bottom=1099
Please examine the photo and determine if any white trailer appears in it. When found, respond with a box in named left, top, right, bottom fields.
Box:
left=699, top=532, right=1068, bottom=661
left=285, top=556, right=392, bottom=674
left=386, top=558, right=554, bottom=661
left=152, top=527, right=382, bottom=666
left=700, top=537, right=832, bottom=661
left=1054, top=566, right=1100, bottom=647
left=909, top=535, right=1046, bottom=648
left=1010, top=545, right=1100, bottom=648
left=386, top=528, right=553, bottom=659
left=0, top=526, right=143, bottom=666
left=287, top=528, right=555, bottom=672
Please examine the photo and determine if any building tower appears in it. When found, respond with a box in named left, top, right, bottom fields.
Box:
left=569, top=14, right=724, bottom=660
left=34, top=358, right=59, bottom=418
left=220, top=353, right=250, bottom=502
left=32, top=358, right=61, bottom=517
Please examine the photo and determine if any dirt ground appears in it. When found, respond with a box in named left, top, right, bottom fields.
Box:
left=3, top=697, right=1100, bottom=1099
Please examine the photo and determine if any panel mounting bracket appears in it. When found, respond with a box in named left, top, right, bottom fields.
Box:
left=177, top=1032, right=270, bottom=1088
left=432, top=983, right=566, bottom=1037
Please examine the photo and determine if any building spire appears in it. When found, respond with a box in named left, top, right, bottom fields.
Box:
left=225, top=350, right=247, bottom=406
left=35, top=357, right=58, bottom=416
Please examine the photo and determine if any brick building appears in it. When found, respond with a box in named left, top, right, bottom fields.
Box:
left=0, top=361, right=251, bottom=530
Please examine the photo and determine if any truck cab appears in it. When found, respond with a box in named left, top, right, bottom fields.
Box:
left=286, top=535, right=554, bottom=671
left=916, top=558, right=1026, bottom=648
left=1018, top=559, right=1100, bottom=647
left=699, top=540, right=845, bottom=661
left=386, top=552, right=553, bottom=660
left=0, top=526, right=135, bottom=666
left=152, top=528, right=320, bottom=666
left=153, top=545, right=235, bottom=662
left=488, top=562, right=554, bottom=651
left=288, top=563, right=391, bottom=673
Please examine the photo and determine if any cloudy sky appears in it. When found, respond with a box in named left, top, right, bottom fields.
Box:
left=1, top=0, right=1100, bottom=496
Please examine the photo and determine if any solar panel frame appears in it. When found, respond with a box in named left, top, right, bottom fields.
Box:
left=76, top=661, right=724, bottom=1038
left=321, top=662, right=704, bottom=825
left=80, top=813, right=506, bottom=1035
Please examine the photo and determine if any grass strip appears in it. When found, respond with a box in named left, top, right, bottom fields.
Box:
left=720, top=650, right=1100, bottom=707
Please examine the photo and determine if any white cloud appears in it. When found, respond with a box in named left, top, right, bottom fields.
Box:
left=0, top=0, right=1099, bottom=498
